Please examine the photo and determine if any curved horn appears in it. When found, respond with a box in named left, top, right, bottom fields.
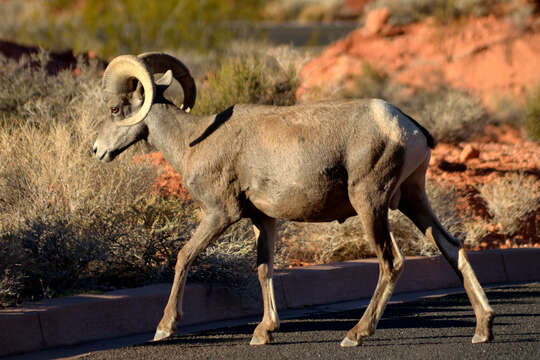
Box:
left=103, top=55, right=155, bottom=127
left=138, top=52, right=196, bottom=112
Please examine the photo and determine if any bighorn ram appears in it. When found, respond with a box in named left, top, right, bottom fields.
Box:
left=93, top=53, right=494, bottom=346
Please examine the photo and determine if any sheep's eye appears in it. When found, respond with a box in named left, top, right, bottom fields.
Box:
left=111, top=107, right=120, bottom=114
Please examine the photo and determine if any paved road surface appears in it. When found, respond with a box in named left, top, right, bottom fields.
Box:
left=81, top=283, right=539, bottom=360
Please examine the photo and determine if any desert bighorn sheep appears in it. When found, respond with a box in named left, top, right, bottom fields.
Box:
left=93, top=53, right=494, bottom=346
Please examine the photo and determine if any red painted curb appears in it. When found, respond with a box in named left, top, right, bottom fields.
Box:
left=1, top=248, right=538, bottom=357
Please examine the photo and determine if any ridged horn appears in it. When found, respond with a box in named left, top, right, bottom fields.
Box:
left=138, top=52, right=196, bottom=112
left=103, top=55, right=155, bottom=127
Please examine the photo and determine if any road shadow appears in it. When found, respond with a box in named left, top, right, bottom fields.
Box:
left=133, top=284, right=539, bottom=349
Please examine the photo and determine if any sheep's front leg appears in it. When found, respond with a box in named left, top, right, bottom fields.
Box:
left=154, top=212, right=231, bottom=341
left=250, top=217, right=280, bottom=345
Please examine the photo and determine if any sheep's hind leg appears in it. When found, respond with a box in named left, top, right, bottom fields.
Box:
left=250, top=216, right=280, bottom=345
left=398, top=164, right=494, bottom=343
left=341, top=197, right=404, bottom=347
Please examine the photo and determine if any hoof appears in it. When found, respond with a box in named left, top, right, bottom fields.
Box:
left=473, top=312, right=494, bottom=344
left=472, top=333, right=490, bottom=344
left=250, top=333, right=272, bottom=346
left=340, top=336, right=361, bottom=347
left=153, top=329, right=173, bottom=342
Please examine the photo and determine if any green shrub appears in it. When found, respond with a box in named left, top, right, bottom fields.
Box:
left=194, top=52, right=299, bottom=115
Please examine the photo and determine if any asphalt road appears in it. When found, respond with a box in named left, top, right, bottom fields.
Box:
left=81, top=283, right=540, bottom=360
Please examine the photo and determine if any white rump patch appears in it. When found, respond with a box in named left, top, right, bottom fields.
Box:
left=369, top=99, right=406, bottom=145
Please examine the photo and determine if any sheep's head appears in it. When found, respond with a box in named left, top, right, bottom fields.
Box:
left=93, top=53, right=196, bottom=162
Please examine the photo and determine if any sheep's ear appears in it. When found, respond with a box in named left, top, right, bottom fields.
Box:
left=133, top=81, right=144, bottom=101
left=155, top=70, right=173, bottom=87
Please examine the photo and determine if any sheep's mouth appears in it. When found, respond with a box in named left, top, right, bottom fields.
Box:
left=106, top=138, right=141, bottom=162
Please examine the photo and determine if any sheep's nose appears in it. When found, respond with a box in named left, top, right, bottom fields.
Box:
left=92, top=144, right=98, bottom=155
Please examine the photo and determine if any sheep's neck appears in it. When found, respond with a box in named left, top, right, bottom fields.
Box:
left=145, top=104, right=208, bottom=175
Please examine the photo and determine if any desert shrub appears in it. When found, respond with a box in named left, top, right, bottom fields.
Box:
left=364, top=0, right=539, bottom=27
left=194, top=51, right=299, bottom=115
left=277, top=217, right=373, bottom=266
left=0, top=0, right=265, bottom=58
left=0, top=52, right=171, bottom=304
left=400, top=88, right=487, bottom=144
left=489, top=94, right=524, bottom=126
left=0, top=51, right=98, bottom=128
left=524, top=84, right=540, bottom=142
left=489, top=85, right=540, bottom=142
left=344, top=63, right=403, bottom=101
left=462, top=219, right=491, bottom=248
left=477, top=173, right=539, bottom=235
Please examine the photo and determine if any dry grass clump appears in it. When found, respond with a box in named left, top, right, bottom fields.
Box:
left=477, top=173, right=539, bottom=235
left=401, top=88, right=487, bottom=144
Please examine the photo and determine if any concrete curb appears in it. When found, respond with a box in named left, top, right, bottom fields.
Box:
left=1, top=248, right=538, bottom=357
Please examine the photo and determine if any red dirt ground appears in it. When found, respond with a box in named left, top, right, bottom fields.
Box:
left=427, top=124, right=539, bottom=250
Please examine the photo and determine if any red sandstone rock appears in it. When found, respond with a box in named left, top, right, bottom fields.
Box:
left=362, top=7, right=389, bottom=36
left=297, top=14, right=540, bottom=108
left=459, top=144, right=481, bottom=162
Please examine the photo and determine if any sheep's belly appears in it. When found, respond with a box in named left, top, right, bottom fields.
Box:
left=246, top=178, right=356, bottom=222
